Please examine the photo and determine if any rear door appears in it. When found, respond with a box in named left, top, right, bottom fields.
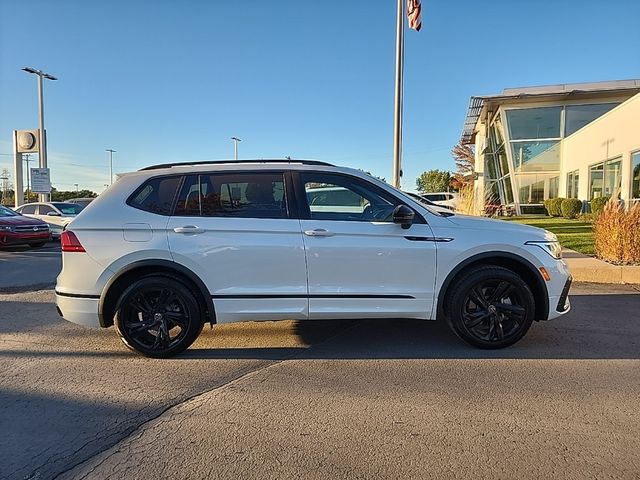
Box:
left=167, top=170, right=308, bottom=323
left=295, top=171, right=437, bottom=320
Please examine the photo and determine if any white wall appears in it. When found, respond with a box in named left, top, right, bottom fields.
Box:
left=561, top=93, right=640, bottom=202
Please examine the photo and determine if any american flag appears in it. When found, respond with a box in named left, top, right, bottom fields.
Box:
left=407, top=0, right=422, bottom=31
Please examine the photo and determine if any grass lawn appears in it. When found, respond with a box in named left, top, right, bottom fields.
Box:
left=502, top=216, right=595, bottom=255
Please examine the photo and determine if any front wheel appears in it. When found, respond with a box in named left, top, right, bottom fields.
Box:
left=445, top=266, right=535, bottom=349
left=114, top=276, right=203, bottom=358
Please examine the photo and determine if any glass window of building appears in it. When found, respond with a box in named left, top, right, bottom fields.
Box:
left=589, top=163, right=604, bottom=199
left=506, top=107, right=562, bottom=140
left=511, top=141, right=561, bottom=172
left=567, top=170, right=579, bottom=199
left=632, top=151, right=640, bottom=199
left=604, top=158, right=622, bottom=198
left=589, top=159, right=621, bottom=200
left=564, top=103, right=619, bottom=137
left=549, top=176, right=559, bottom=199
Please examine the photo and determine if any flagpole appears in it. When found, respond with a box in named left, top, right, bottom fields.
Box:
left=392, top=0, right=404, bottom=189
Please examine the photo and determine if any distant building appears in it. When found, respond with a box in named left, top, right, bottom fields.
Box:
left=461, top=79, right=640, bottom=215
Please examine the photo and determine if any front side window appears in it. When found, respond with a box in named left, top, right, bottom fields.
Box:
left=174, top=172, right=288, bottom=219
left=19, top=205, right=37, bottom=215
left=301, top=173, right=402, bottom=223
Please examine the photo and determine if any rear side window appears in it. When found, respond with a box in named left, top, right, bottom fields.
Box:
left=128, top=176, right=181, bottom=215
left=20, top=205, right=37, bottom=214
left=174, top=172, right=288, bottom=219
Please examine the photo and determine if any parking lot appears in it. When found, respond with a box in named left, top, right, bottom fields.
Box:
left=1, top=283, right=639, bottom=480
left=0, top=242, right=61, bottom=292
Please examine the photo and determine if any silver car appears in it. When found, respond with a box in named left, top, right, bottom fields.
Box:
left=14, top=202, right=84, bottom=238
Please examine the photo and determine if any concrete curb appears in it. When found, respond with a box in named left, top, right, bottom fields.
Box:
left=563, top=249, right=640, bottom=284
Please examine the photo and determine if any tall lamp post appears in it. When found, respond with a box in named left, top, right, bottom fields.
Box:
left=231, top=137, right=241, bottom=161
left=106, top=149, right=116, bottom=185
left=74, top=183, right=79, bottom=194
left=22, top=67, right=57, bottom=202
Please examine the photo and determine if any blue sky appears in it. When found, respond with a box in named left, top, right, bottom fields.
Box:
left=1, top=0, right=639, bottom=193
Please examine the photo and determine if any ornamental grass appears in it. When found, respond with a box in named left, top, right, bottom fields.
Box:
left=593, top=200, right=640, bottom=265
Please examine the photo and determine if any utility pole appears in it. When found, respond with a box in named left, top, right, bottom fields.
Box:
left=22, top=67, right=57, bottom=202
left=231, top=137, right=241, bottom=161
left=106, top=149, right=116, bottom=185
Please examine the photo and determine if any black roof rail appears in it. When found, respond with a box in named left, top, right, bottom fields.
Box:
left=139, top=159, right=334, bottom=171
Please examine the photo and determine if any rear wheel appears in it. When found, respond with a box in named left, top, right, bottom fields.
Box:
left=446, top=266, right=535, bottom=349
left=114, top=276, right=203, bottom=358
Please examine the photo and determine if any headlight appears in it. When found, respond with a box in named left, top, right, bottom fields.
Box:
left=0, top=226, right=12, bottom=232
left=525, top=240, right=562, bottom=259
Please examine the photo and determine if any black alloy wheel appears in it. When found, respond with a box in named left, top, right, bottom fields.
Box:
left=446, top=266, right=535, bottom=349
left=115, top=276, right=203, bottom=358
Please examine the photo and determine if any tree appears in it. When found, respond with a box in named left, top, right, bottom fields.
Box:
left=450, top=142, right=475, bottom=190
left=416, top=170, right=452, bottom=193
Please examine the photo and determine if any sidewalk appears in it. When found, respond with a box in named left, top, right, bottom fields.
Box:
left=563, top=249, right=640, bottom=284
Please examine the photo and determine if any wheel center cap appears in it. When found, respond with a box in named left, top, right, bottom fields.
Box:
left=153, top=313, right=164, bottom=322
left=488, top=305, right=497, bottom=314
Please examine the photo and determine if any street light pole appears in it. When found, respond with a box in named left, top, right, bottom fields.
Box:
left=231, top=137, right=241, bottom=161
left=74, top=183, right=79, bottom=194
left=106, top=149, right=116, bottom=185
left=22, top=67, right=57, bottom=202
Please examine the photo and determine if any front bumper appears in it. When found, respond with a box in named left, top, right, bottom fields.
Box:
left=0, top=231, right=51, bottom=245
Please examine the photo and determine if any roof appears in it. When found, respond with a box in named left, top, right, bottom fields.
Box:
left=140, top=159, right=334, bottom=171
left=461, top=79, right=640, bottom=144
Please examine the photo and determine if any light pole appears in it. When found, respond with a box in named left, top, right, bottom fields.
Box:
left=106, top=149, right=116, bottom=185
left=74, top=183, right=79, bottom=194
left=231, top=137, right=241, bottom=161
left=22, top=67, right=57, bottom=202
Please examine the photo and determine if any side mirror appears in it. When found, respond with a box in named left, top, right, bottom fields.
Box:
left=393, top=205, right=414, bottom=229
left=47, top=211, right=61, bottom=216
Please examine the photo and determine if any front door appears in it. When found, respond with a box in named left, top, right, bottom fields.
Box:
left=296, top=172, right=437, bottom=320
left=167, top=170, right=308, bottom=323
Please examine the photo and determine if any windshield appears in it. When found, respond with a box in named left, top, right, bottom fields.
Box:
left=0, top=205, right=18, bottom=217
left=52, top=203, right=83, bottom=215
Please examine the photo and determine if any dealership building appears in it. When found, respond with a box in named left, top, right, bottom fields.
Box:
left=461, top=79, right=640, bottom=215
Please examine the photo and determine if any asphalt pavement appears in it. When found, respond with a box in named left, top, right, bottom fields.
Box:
left=1, top=284, right=639, bottom=479
left=0, top=242, right=61, bottom=292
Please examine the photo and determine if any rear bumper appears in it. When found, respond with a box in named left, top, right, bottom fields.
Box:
left=55, top=291, right=101, bottom=327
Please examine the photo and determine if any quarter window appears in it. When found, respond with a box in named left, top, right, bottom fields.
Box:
left=174, top=172, right=288, bottom=219
left=128, top=176, right=181, bottom=215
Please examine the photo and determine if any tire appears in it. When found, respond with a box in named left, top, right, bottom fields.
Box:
left=114, top=275, right=203, bottom=358
left=445, top=266, right=535, bottom=349
left=29, top=242, right=47, bottom=248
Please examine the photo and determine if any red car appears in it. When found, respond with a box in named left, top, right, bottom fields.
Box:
left=0, top=205, right=51, bottom=248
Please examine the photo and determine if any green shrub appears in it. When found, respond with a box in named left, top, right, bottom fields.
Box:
left=594, top=202, right=640, bottom=264
left=545, top=197, right=565, bottom=217
left=561, top=198, right=583, bottom=219
left=590, top=196, right=610, bottom=216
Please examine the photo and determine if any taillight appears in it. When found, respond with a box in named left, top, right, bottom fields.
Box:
left=61, top=231, right=86, bottom=252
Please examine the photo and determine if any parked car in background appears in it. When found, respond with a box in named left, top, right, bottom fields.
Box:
left=55, top=159, right=572, bottom=359
left=14, top=202, right=83, bottom=238
left=0, top=205, right=51, bottom=248
left=421, top=192, right=459, bottom=210
left=65, top=198, right=95, bottom=209
left=403, top=191, right=454, bottom=215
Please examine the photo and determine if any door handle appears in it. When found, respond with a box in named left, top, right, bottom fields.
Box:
left=173, top=226, right=205, bottom=234
left=304, top=228, right=335, bottom=237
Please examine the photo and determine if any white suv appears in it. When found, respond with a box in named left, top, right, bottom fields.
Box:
left=55, top=160, right=572, bottom=358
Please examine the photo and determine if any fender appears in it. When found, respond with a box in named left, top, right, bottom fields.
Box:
left=98, top=259, right=216, bottom=327
left=436, top=251, right=549, bottom=321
